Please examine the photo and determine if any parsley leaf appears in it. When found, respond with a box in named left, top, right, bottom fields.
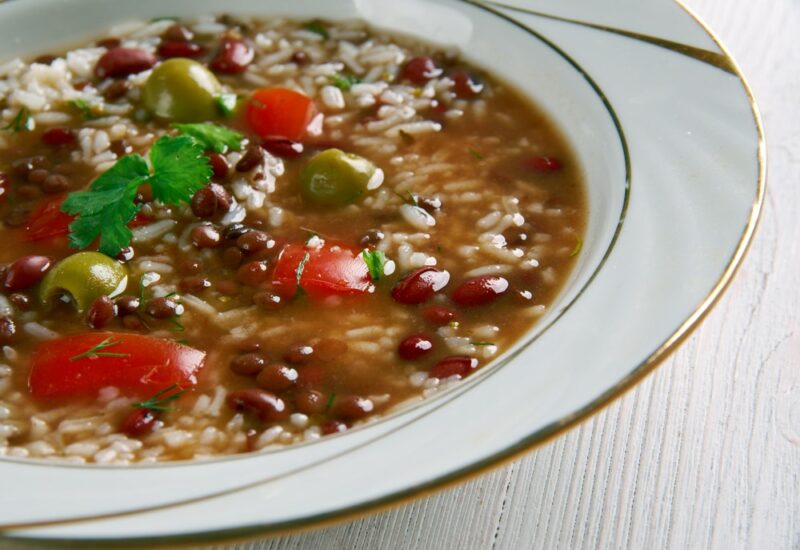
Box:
left=468, top=148, right=483, bottom=160
left=328, top=74, right=361, bottom=91
left=304, top=20, right=329, bottom=39
left=2, top=107, right=33, bottom=133
left=172, top=122, right=244, bottom=154
left=215, top=93, right=238, bottom=117
left=147, top=135, right=212, bottom=204
left=63, top=136, right=212, bottom=257
left=362, top=249, right=386, bottom=282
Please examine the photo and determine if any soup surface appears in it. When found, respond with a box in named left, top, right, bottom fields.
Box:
left=0, top=16, right=585, bottom=463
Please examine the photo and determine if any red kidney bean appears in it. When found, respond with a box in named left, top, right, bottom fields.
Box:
left=95, top=47, right=156, bottom=79
left=321, top=420, right=348, bottom=435
left=191, top=224, right=222, bottom=248
left=398, top=333, right=434, bottom=360
left=331, top=395, right=375, bottom=420
left=146, top=296, right=180, bottom=319
left=27, top=169, right=48, bottom=184
left=216, top=279, right=240, bottom=296
left=115, top=295, right=141, bottom=315
left=163, top=23, right=193, bottom=42
left=87, top=295, right=115, bottom=329
left=207, top=152, right=230, bottom=180
left=190, top=187, right=218, bottom=219
left=284, top=343, right=315, bottom=365
left=42, top=174, right=70, bottom=194
left=296, top=366, right=324, bottom=388
left=256, top=363, right=298, bottom=392
left=452, top=70, right=483, bottom=98
left=391, top=267, right=450, bottom=305
left=230, top=353, right=267, bottom=376
left=403, top=56, right=441, bottom=85
left=430, top=355, right=477, bottom=379
left=222, top=247, right=244, bottom=269
left=295, top=390, right=327, bottom=415
left=261, top=139, right=304, bottom=158
left=158, top=40, right=205, bottom=59
left=359, top=228, right=384, bottom=246
left=210, top=38, right=254, bottom=74
left=422, top=305, right=457, bottom=326
left=12, top=155, right=49, bottom=177
left=41, top=127, right=76, bottom=147
left=290, top=51, right=309, bottom=65
left=34, top=54, right=58, bottom=65
left=3, top=255, right=53, bottom=292
left=179, top=276, right=211, bottom=293
left=451, top=276, right=509, bottom=306
left=227, top=389, right=289, bottom=421
left=120, top=408, right=158, bottom=438
left=523, top=156, right=562, bottom=173
left=0, top=316, right=16, bottom=344
left=253, top=290, right=284, bottom=310
left=222, top=223, right=250, bottom=240
left=116, top=246, right=135, bottom=263
left=237, top=260, right=270, bottom=287
left=102, top=79, right=130, bottom=101
left=238, top=339, right=262, bottom=353
left=9, top=293, right=31, bottom=310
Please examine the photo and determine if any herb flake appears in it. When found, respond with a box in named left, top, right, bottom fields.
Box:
left=327, top=74, right=361, bottom=91
left=468, top=148, right=483, bottom=160
left=362, top=249, right=386, bottom=282
left=570, top=237, right=583, bottom=257
left=470, top=341, right=496, bottom=347
left=133, top=384, right=185, bottom=411
left=2, top=107, right=33, bottom=133
left=295, top=252, right=310, bottom=291
left=68, top=99, right=103, bottom=120
left=69, top=336, right=130, bottom=361
left=304, top=20, right=329, bottom=39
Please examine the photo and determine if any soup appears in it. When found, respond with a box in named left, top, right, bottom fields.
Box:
left=0, top=15, right=585, bottom=463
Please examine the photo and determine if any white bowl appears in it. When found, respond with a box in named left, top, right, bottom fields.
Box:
left=0, top=0, right=763, bottom=545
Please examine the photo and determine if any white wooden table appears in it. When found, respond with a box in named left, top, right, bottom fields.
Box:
left=222, top=1, right=799, bottom=548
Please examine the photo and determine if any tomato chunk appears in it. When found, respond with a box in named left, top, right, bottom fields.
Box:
left=272, top=242, right=371, bottom=299
left=28, top=332, right=206, bottom=398
left=246, top=88, right=317, bottom=142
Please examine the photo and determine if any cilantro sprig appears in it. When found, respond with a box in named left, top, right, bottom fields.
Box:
left=172, top=122, right=244, bottom=154
left=62, top=135, right=212, bottom=256
left=362, top=249, right=386, bottom=282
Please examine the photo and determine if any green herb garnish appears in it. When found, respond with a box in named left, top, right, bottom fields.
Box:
left=327, top=74, right=360, bottom=91
left=295, top=252, right=310, bottom=291
left=362, top=249, right=386, bottom=282
left=215, top=93, right=238, bottom=117
left=468, top=148, right=483, bottom=160
left=304, top=20, right=329, bottom=39
left=133, top=384, right=185, bottom=411
left=69, top=336, right=130, bottom=361
left=471, top=342, right=496, bottom=347
left=172, top=122, right=244, bottom=154
left=392, top=190, right=418, bottom=207
left=2, top=107, right=33, bottom=133
left=68, top=99, right=103, bottom=120
left=169, top=316, right=185, bottom=332
left=62, top=135, right=212, bottom=256
left=570, top=237, right=583, bottom=257
left=326, top=392, right=336, bottom=410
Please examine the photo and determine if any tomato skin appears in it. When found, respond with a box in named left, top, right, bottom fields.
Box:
left=246, top=88, right=316, bottom=142
left=28, top=332, right=206, bottom=399
left=272, top=242, right=371, bottom=299
left=23, top=195, right=151, bottom=242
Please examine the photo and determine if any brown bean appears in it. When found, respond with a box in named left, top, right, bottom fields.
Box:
left=208, top=183, right=232, bottom=211
left=222, top=247, right=244, bottom=269
left=95, top=47, right=156, bottom=79
left=230, top=353, right=267, bottom=376
left=207, top=152, right=229, bottom=180
left=359, top=228, right=385, bottom=246
left=291, top=51, right=309, bottom=65
left=34, top=54, right=58, bottom=65
left=236, top=230, right=268, bottom=254
left=116, top=246, right=135, bottom=263
left=294, top=390, right=327, bottom=415
left=253, top=290, right=283, bottom=310
left=26, top=168, right=49, bottom=184
left=102, top=79, right=130, bottom=101
left=120, top=409, right=157, bottom=438
left=42, top=174, right=70, bottom=194
left=8, top=293, right=31, bottom=310
left=0, top=316, right=16, bottom=344
left=146, top=296, right=180, bottom=319
left=210, top=37, right=254, bottom=74
left=237, top=339, right=262, bottom=353
left=163, top=23, right=193, bottom=42
left=222, top=223, right=250, bottom=240
left=12, top=155, right=49, bottom=177
left=110, top=139, right=132, bottom=157
left=235, top=145, right=264, bottom=172
left=216, top=279, right=240, bottom=296
left=41, top=127, right=76, bottom=147
left=237, top=261, right=270, bottom=287
left=115, top=295, right=141, bottom=315
left=87, top=295, right=115, bottom=329
left=179, top=276, right=211, bottom=293
left=190, top=187, right=217, bottom=219
left=321, top=420, right=348, bottom=435
left=178, top=259, right=202, bottom=274
left=331, top=395, right=375, bottom=420
left=226, top=389, right=288, bottom=422
left=191, top=224, right=222, bottom=248
left=256, top=363, right=298, bottom=392
left=3, top=255, right=53, bottom=292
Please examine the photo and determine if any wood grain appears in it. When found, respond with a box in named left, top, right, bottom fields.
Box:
left=220, top=1, right=800, bottom=548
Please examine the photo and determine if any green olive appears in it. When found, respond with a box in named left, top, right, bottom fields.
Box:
left=39, top=252, right=128, bottom=313
left=142, top=58, right=222, bottom=122
left=299, top=149, right=382, bottom=206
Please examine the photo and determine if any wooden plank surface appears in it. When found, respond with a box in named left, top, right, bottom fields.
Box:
left=221, top=0, right=800, bottom=548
